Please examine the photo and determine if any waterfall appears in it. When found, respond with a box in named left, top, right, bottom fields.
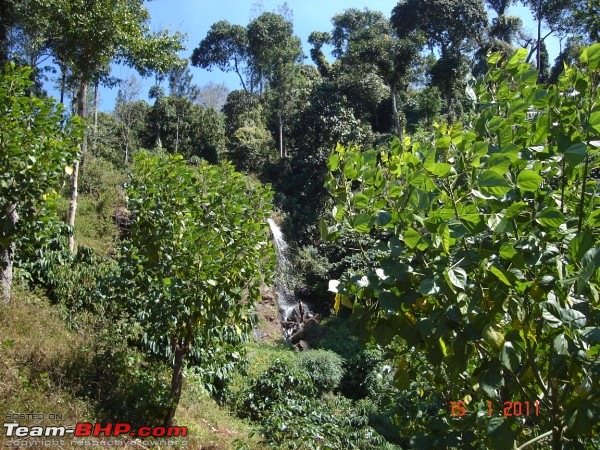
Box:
left=267, top=219, right=299, bottom=323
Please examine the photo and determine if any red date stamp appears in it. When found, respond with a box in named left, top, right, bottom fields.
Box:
left=450, top=400, right=540, bottom=417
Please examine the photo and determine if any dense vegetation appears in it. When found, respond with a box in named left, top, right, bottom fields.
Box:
left=1, top=0, right=598, bottom=448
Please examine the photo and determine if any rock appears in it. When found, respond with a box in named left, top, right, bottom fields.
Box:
left=296, top=340, right=310, bottom=351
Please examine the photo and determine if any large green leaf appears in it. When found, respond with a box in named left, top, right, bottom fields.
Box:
left=537, top=207, right=564, bottom=229
left=499, top=341, right=521, bottom=373
left=352, top=214, right=372, bottom=233
left=477, top=170, right=511, bottom=198
left=353, top=193, right=369, bottom=208
left=516, top=170, right=542, bottom=192
left=564, top=142, right=588, bottom=167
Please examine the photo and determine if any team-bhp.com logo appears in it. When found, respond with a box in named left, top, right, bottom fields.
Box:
left=3, top=422, right=188, bottom=438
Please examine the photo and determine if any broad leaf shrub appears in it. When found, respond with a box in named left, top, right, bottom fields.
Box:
left=0, top=63, right=82, bottom=301
left=325, top=45, right=600, bottom=449
left=114, top=152, right=275, bottom=420
left=236, top=359, right=387, bottom=449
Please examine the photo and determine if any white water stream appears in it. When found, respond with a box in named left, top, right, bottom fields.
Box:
left=267, top=219, right=299, bottom=322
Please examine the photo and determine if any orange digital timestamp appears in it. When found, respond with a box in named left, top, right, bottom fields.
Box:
left=450, top=400, right=540, bottom=417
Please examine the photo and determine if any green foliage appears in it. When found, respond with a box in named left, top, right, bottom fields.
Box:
left=0, top=63, right=81, bottom=232
left=146, top=95, right=225, bottom=162
left=237, top=359, right=386, bottom=449
left=70, top=323, right=172, bottom=427
left=26, top=0, right=185, bottom=83
left=237, top=359, right=316, bottom=421
left=296, top=350, right=344, bottom=394
left=0, top=63, right=82, bottom=300
left=325, top=46, right=600, bottom=448
left=294, top=245, right=332, bottom=293
left=17, top=237, right=117, bottom=317
left=116, top=152, right=275, bottom=412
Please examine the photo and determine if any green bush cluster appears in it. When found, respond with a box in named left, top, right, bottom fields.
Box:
left=236, top=359, right=387, bottom=449
left=296, top=349, right=344, bottom=394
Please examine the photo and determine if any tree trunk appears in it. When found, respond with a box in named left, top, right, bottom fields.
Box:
left=278, top=113, right=284, bottom=158
left=67, top=81, right=88, bottom=254
left=1, top=203, right=18, bottom=304
left=92, top=80, right=99, bottom=157
left=60, top=68, right=66, bottom=105
left=163, top=338, right=187, bottom=427
left=536, top=0, right=542, bottom=81
left=391, top=86, right=402, bottom=141
left=124, top=136, right=129, bottom=165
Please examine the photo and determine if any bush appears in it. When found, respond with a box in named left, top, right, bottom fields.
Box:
left=236, top=359, right=388, bottom=449
left=296, top=349, right=344, bottom=394
left=237, top=359, right=315, bottom=421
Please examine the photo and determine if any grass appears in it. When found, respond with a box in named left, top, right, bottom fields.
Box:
left=0, top=288, right=95, bottom=446
left=0, top=286, right=282, bottom=449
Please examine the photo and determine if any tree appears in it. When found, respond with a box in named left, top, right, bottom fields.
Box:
left=191, top=21, right=251, bottom=91
left=192, top=12, right=303, bottom=158
left=117, top=152, right=275, bottom=426
left=392, top=0, right=487, bottom=115
left=0, top=63, right=81, bottom=303
left=247, top=12, right=302, bottom=157
left=522, top=0, right=573, bottom=80
left=114, top=75, right=146, bottom=165
left=25, top=0, right=185, bottom=253
left=146, top=94, right=225, bottom=163
left=325, top=46, right=600, bottom=448
left=330, top=8, right=422, bottom=138
left=197, top=81, right=229, bottom=111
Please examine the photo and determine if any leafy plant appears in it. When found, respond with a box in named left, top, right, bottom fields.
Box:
left=296, top=349, right=344, bottom=394
left=115, top=151, right=275, bottom=426
left=237, top=359, right=386, bottom=449
left=0, top=62, right=82, bottom=303
left=325, top=46, right=600, bottom=449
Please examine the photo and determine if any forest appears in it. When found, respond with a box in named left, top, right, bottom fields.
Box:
left=0, top=0, right=599, bottom=448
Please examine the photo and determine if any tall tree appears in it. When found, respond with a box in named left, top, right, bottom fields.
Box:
left=330, top=8, right=422, bottom=138
left=191, top=21, right=251, bottom=91
left=114, top=75, right=147, bottom=165
left=247, top=12, right=302, bottom=157
left=192, top=12, right=302, bottom=158
left=27, top=0, right=184, bottom=253
left=522, top=0, right=573, bottom=80
left=392, top=0, right=487, bottom=115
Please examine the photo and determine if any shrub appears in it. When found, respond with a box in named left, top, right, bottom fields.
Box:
left=237, top=359, right=315, bottom=421
left=325, top=46, right=600, bottom=448
left=237, top=360, right=387, bottom=449
left=296, top=349, right=344, bottom=393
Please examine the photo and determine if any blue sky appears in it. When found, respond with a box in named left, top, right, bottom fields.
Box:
left=67, top=0, right=561, bottom=112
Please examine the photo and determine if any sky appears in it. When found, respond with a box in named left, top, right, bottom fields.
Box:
left=61, top=0, right=561, bottom=113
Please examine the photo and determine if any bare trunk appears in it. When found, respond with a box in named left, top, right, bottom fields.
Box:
left=163, top=338, right=187, bottom=427
left=391, top=86, right=402, bottom=141
left=92, top=80, right=99, bottom=156
left=60, top=69, right=66, bottom=105
left=279, top=113, right=284, bottom=158
left=175, top=119, right=179, bottom=154
left=536, top=0, right=542, bottom=81
left=68, top=81, right=88, bottom=253
left=1, top=203, right=18, bottom=304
